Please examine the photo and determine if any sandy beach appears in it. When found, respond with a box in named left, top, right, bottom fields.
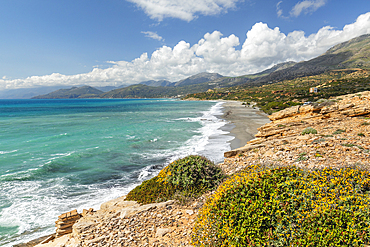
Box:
left=220, top=101, right=271, bottom=150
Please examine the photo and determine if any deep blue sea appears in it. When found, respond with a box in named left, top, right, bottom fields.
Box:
left=0, top=98, right=233, bottom=246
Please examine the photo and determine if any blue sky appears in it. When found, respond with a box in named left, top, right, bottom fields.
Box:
left=1, top=0, right=370, bottom=90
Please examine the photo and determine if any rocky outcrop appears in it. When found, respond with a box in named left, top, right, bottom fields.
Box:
left=35, top=196, right=203, bottom=247
left=32, top=91, right=370, bottom=247
left=223, top=91, right=370, bottom=174
left=55, top=209, right=82, bottom=238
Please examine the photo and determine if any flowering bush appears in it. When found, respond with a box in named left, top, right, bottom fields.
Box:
left=192, top=165, right=370, bottom=246
left=125, top=155, right=224, bottom=204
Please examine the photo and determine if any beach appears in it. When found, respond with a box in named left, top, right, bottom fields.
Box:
left=221, top=101, right=271, bottom=150
left=13, top=99, right=272, bottom=247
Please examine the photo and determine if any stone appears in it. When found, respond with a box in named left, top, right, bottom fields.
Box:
left=156, top=228, right=172, bottom=238
left=185, top=210, right=194, bottom=215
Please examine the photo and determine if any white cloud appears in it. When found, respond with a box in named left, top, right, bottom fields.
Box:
left=290, top=0, right=327, bottom=17
left=1, top=12, right=370, bottom=90
left=141, top=31, right=164, bottom=41
left=276, top=1, right=283, bottom=18
left=126, top=0, right=241, bottom=21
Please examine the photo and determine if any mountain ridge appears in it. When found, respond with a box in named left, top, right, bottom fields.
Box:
left=30, top=34, right=370, bottom=100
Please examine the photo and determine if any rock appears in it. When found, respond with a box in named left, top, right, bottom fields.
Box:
left=185, top=210, right=194, bottom=215
left=224, top=144, right=265, bottom=157
left=156, top=228, right=172, bottom=238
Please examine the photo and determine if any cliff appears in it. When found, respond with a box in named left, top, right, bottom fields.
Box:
left=34, top=91, right=369, bottom=247
left=223, top=91, right=370, bottom=173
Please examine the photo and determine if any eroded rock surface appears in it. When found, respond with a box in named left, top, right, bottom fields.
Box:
left=36, top=197, right=202, bottom=247
left=34, top=91, right=370, bottom=247
left=223, top=91, right=370, bottom=174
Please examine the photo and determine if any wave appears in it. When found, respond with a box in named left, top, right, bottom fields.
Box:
left=0, top=99, right=233, bottom=247
left=136, top=101, right=233, bottom=180
left=0, top=150, right=18, bottom=155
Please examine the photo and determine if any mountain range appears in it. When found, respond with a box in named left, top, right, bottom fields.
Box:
left=23, top=34, right=370, bottom=99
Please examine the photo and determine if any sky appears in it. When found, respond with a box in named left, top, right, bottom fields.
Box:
left=1, top=0, right=370, bottom=90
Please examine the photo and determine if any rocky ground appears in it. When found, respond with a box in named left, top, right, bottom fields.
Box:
left=34, top=195, right=210, bottom=247
left=222, top=91, right=370, bottom=174
left=34, top=91, right=369, bottom=247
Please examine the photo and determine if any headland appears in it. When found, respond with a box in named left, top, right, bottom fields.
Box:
left=22, top=91, right=370, bottom=246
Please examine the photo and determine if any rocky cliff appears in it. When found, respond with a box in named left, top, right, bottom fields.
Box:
left=223, top=91, right=370, bottom=173
left=34, top=91, right=370, bottom=247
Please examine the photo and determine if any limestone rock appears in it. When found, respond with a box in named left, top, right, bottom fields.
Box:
left=156, top=228, right=172, bottom=237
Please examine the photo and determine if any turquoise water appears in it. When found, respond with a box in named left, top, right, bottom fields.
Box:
left=0, top=99, right=233, bottom=246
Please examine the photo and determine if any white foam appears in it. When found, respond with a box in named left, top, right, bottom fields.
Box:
left=172, top=102, right=233, bottom=163
left=0, top=175, right=139, bottom=247
left=0, top=150, right=18, bottom=155
left=136, top=101, right=233, bottom=181
left=1, top=101, right=233, bottom=247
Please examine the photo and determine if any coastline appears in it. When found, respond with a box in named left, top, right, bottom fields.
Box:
left=25, top=92, right=370, bottom=246
left=220, top=101, right=271, bottom=150
left=19, top=100, right=271, bottom=247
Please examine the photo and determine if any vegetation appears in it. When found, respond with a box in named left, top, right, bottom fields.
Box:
left=192, top=164, right=370, bottom=247
left=125, top=155, right=225, bottom=204
left=333, top=129, right=346, bottom=135
left=301, top=127, right=318, bottom=135
left=165, top=155, right=224, bottom=190
left=32, top=86, right=103, bottom=99
left=184, top=69, right=370, bottom=114
left=33, top=35, right=370, bottom=104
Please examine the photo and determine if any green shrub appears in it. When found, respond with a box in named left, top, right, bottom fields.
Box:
left=296, top=152, right=309, bottom=162
left=358, top=133, right=365, bottom=137
left=361, top=122, right=370, bottom=126
left=125, top=155, right=225, bottom=204
left=333, top=129, right=346, bottom=135
left=125, top=175, right=177, bottom=204
left=311, top=138, right=326, bottom=144
left=301, top=127, right=317, bottom=135
left=192, top=165, right=370, bottom=247
left=166, top=155, right=225, bottom=190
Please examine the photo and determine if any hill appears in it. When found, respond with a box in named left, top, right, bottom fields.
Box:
left=0, top=86, right=73, bottom=99
left=139, top=80, right=172, bottom=87
left=99, top=84, right=177, bottom=98
left=31, top=34, right=370, bottom=100
left=173, top=72, right=223, bottom=87
left=185, top=34, right=370, bottom=113
left=253, top=34, right=370, bottom=84
left=32, top=86, right=103, bottom=99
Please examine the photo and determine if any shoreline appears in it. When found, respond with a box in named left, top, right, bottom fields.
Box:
left=219, top=101, right=270, bottom=150
left=18, top=100, right=271, bottom=247
left=26, top=92, right=370, bottom=246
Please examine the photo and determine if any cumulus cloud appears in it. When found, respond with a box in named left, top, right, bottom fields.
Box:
left=127, top=0, right=241, bottom=21
left=141, top=31, right=164, bottom=41
left=290, top=0, right=327, bottom=17
left=1, top=12, right=370, bottom=90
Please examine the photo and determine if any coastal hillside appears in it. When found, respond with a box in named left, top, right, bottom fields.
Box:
left=139, top=72, right=223, bottom=87
left=252, top=34, right=370, bottom=84
left=35, top=34, right=370, bottom=100
left=32, top=86, right=103, bottom=99
left=186, top=68, right=370, bottom=114
left=31, top=91, right=370, bottom=247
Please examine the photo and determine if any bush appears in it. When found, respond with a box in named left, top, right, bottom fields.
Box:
left=333, top=129, right=346, bottom=135
left=166, top=155, right=224, bottom=190
left=125, top=155, right=225, bottom=204
left=192, top=165, right=370, bottom=247
left=125, top=174, right=177, bottom=204
left=301, top=127, right=318, bottom=135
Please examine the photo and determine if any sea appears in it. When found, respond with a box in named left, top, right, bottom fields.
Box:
left=0, top=98, right=234, bottom=246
